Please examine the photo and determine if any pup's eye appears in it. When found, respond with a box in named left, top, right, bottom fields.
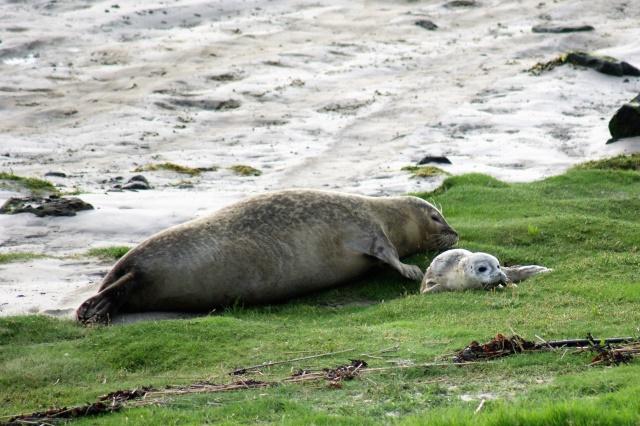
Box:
left=431, top=215, right=441, bottom=222
left=478, top=266, right=487, bottom=273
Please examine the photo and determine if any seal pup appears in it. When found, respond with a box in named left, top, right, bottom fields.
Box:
left=77, top=189, right=458, bottom=324
left=420, top=249, right=550, bottom=293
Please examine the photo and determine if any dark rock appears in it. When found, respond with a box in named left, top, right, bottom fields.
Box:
left=608, top=94, right=640, bottom=141
left=532, top=24, right=594, bottom=33
left=444, top=0, right=478, bottom=7
left=121, top=175, right=151, bottom=190
left=44, top=171, right=67, bottom=178
left=565, top=52, right=640, bottom=77
left=0, top=195, right=93, bottom=217
left=128, top=175, right=149, bottom=185
left=415, top=20, right=438, bottom=31
left=418, top=156, right=452, bottom=165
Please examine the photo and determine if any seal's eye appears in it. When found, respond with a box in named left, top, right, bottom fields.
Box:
left=431, top=215, right=441, bottom=223
left=478, top=266, right=487, bottom=273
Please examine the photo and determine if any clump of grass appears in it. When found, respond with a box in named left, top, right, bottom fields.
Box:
left=87, top=246, right=131, bottom=261
left=230, top=165, right=262, bottom=176
left=0, top=172, right=58, bottom=194
left=575, top=154, right=640, bottom=171
left=527, top=224, right=541, bottom=237
left=0, top=252, right=46, bottom=264
left=134, top=163, right=202, bottom=176
left=402, top=165, right=449, bottom=178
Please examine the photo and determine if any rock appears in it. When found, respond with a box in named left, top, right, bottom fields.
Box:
left=532, top=24, right=594, bottom=33
left=418, top=156, right=452, bottom=165
left=444, top=0, right=478, bottom=7
left=0, top=195, right=93, bottom=217
left=121, top=175, right=151, bottom=190
left=530, top=52, right=640, bottom=77
left=565, top=52, right=640, bottom=77
left=44, top=171, right=67, bottom=178
left=608, top=94, right=640, bottom=142
left=415, top=20, right=438, bottom=31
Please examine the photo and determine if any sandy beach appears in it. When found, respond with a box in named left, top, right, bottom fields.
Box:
left=1, top=0, right=639, bottom=318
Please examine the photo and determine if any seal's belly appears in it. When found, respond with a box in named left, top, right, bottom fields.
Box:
left=128, top=232, right=374, bottom=311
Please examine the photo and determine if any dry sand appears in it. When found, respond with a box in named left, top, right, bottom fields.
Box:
left=1, top=0, right=639, bottom=318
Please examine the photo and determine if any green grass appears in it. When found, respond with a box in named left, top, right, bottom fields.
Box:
left=134, top=163, right=203, bottom=176
left=0, top=252, right=46, bottom=264
left=0, top=172, right=58, bottom=194
left=230, top=164, right=262, bottom=176
left=574, top=153, right=640, bottom=171
left=3, top=163, right=640, bottom=424
left=402, top=165, right=449, bottom=178
left=87, top=246, right=131, bottom=261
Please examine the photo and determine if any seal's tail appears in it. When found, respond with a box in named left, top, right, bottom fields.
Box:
left=76, top=271, right=136, bottom=325
left=503, top=265, right=551, bottom=283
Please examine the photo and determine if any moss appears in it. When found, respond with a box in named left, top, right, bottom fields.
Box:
left=230, top=165, right=262, bottom=176
left=134, top=163, right=202, bottom=176
left=0, top=252, right=46, bottom=264
left=87, top=246, right=131, bottom=261
left=575, top=154, right=640, bottom=171
left=401, top=165, right=449, bottom=178
left=0, top=172, right=58, bottom=194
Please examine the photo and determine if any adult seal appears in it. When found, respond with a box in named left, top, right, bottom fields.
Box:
left=77, top=189, right=459, bottom=324
left=420, top=249, right=550, bottom=293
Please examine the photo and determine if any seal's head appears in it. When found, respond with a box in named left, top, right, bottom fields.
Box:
left=464, top=252, right=508, bottom=289
left=405, top=197, right=458, bottom=250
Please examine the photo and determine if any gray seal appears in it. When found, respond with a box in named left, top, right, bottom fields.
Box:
left=420, top=249, right=550, bottom=293
left=77, top=189, right=459, bottom=323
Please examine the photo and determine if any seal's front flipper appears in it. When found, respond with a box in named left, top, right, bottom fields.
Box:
left=346, top=230, right=424, bottom=281
left=76, top=272, right=135, bottom=325
left=502, top=265, right=551, bottom=283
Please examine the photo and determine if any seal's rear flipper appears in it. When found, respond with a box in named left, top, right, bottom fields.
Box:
left=76, top=272, right=135, bottom=325
left=502, top=265, right=551, bottom=283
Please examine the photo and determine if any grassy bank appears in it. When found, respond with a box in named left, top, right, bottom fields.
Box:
left=2, top=161, right=640, bottom=425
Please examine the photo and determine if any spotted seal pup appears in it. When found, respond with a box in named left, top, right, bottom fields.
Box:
left=420, top=249, right=550, bottom=293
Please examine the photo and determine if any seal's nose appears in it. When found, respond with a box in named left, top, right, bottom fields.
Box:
left=498, top=270, right=509, bottom=285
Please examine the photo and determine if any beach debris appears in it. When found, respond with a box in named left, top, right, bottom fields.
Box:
left=418, top=155, right=452, bottom=165
left=587, top=334, right=635, bottom=366
left=324, top=360, right=367, bottom=385
left=318, top=99, right=373, bottom=115
left=415, top=20, right=438, bottom=31
left=453, top=334, right=536, bottom=362
left=529, top=51, right=640, bottom=77
left=6, top=387, right=153, bottom=425
left=608, top=93, right=640, bottom=142
left=208, top=71, right=244, bottom=82
left=532, top=24, right=594, bottom=33
left=155, top=98, right=240, bottom=111
left=0, top=195, right=93, bottom=217
left=453, top=334, right=638, bottom=363
left=5, top=360, right=368, bottom=424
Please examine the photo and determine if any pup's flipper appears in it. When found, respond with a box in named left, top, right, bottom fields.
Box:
left=503, top=265, right=551, bottom=283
